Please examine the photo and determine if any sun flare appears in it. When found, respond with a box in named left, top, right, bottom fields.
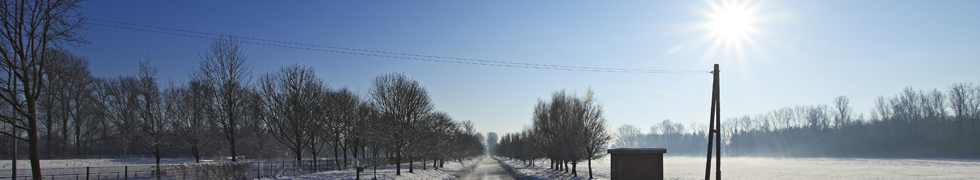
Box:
left=699, top=0, right=761, bottom=63
left=709, top=3, right=755, bottom=43
left=711, top=6, right=753, bottom=41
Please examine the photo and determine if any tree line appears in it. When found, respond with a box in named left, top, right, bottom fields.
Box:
left=492, top=89, right=611, bottom=179
left=608, top=83, right=980, bottom=158
left=2, top=21, right=484, bottom=180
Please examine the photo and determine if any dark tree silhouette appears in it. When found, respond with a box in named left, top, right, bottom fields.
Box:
left=0, top=0, right=84, bottom=179
left=259, top=65, right=324, bottom=164
left=194, top=36, right=252, bottom=162
left=369, top=72, right=433, bottom=175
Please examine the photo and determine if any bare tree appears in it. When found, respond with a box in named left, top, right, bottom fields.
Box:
left=345, top=95, right=370, bottom=164
left=948, top=83, right=979, bottom=140
left=315, top=88, right=357, bottom=170
left=38, top=48, right=92, bottom=158
left=332, top=88, right=360, bottom=170
left=486, top=132, right=498, bottom=155
left=871, top=96, right=892, bottom=122
left=259, top=65, right=323, bottom=166
left=613, top=124, right=641, bottom=148
left=526, top=90, right=606, bottom=177
left=178, top=80, right=216, bottom=163
left=0, top=0, right=84, bottom=178
left=357, top=102, right=390, bottom=178
left=369, top=72, right=433, bottom=175
left=423, top=111, right=455, bottom=170
left=195, top=36, right=252, bottom=162
left=833, top=95, right=852, bottom=129
left=127, top=59, right=182, bottom=178
left=578, top=90, right=610, bottom=179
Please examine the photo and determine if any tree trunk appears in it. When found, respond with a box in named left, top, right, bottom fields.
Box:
left=61, top=107, right=69, bottom=158
left=588, top=158, right=594, bottom=179
left=192, top=144, right=201, bottom=163
left=44, top=111, right=52, bottom=159
left=352, top=144, right=359, bottom=160
left=29, top=114, right=42, bottom=180
left=572, top=161, right=577, bottom=177
left=396, top=147, right=401, bottom=175
left=334, top=145, right=341, bottom=170
left=227, top=100, right=238, bottom=162
left=74, top=110, right=81, bottom=157
left=295, top=148, right=303, bottom=172
left=155, top=154, right=162, bottom=179
left=561, top=160, right=565, bottom=171
left=229, top=131, right=237, bottom=162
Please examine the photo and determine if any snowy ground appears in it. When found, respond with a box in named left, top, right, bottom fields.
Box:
left=461, top=157, right=513, bottom=180
left=496, top=157, right=608, bottom=180
left=259, top=158, right=481, bottom=180
left=0, top=158, right=199, bottom=168
left=497, top=156, right=980, bottom=180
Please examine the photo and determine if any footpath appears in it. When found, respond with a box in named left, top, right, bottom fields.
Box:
left=461, top=157, right=514, bottom=180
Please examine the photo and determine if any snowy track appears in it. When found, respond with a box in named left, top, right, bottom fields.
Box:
left=461, top=157, right=513, bottom=180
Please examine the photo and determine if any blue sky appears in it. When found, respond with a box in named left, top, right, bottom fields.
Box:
left=74, top=0, right=980, bottom=136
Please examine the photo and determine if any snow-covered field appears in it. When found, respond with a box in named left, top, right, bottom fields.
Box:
left=0, top=158, right=199, bottom=168
left=498, top=156, right=980, bottom=180
left=259, top=158, right=481, bottom=180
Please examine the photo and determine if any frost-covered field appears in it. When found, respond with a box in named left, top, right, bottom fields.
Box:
left=499, top=157, right=980, bottom=180
left=0, top=158, right=199, bottom=168
left=1, top=158, right=203, bottom=179
left=1, top=159, right=118, bottom=168
left=260, top=158, right=480, bottom=180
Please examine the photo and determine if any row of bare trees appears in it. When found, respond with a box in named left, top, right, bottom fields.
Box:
left=0, top=1, right=483, bottom=180
left=2, top=27, right=482, bottom=180
left=726, top=84, right=980, bottom=157
left=11, top=36, right=267, bottom=177
left=606, top=83, right=980, bottom=158
left=607, top=119, right=710, bottom=157
left=493, top=89, right=610, bottom=179
left=258, top=67, right=485, bottom=175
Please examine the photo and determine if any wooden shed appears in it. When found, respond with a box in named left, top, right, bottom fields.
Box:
left=607, top=148, right=667, bottom=180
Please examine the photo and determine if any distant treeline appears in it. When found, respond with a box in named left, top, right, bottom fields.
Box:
left=611, top=83, right=980, bottom=158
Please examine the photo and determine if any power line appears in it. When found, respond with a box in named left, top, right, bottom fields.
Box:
left=84, top=18, right=710, bottom=74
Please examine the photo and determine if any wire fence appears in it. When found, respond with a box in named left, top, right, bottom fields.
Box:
left=0, top=158, right=395, bottom=180
left=0, top=165, right=155, bottom=180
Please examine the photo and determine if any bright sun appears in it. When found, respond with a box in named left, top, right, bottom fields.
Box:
left=700, top=0, right=760, bottom=62
left=710, top=5, right=754, bottom=42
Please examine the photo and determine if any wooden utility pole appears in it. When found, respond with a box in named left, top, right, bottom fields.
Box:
left=704, top=64, right=721, bottom=180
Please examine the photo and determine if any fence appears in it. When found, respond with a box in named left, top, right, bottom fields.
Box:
left=0, top=165, right=156, bottom=180
left=0, top=158, right=396, bottom=180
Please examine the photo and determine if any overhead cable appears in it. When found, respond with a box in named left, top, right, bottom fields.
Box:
left=85, top=18, right=710, bottom=74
